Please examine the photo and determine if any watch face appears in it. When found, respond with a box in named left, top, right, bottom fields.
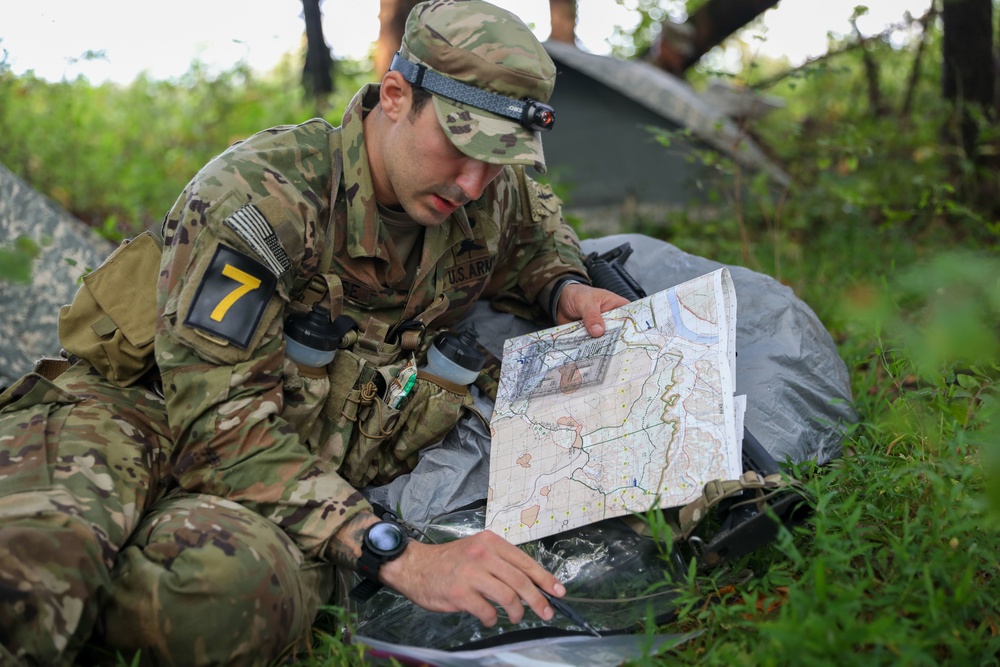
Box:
left=366, top=522, right=406, bottom=557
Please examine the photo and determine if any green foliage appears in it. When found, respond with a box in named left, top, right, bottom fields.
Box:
left=609, top=0, right=681, bottom=58
left=628, top=241, right=1000, bottom=665
left=288, top=606, right=369, bottom=666
left=0, top=52, right=367, bottom=243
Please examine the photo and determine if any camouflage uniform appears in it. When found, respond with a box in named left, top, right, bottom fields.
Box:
left=0, top=2, right=589, bottom=665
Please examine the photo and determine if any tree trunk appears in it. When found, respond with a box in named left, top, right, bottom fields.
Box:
left=549, top=0, right=577, bottom=44
left=301, top=0, right=334, bottom=99
left=851, top=17, right=887, bottom=117
left=375, top=0, right=421, bottom=78
left=649, top=0, right=779, bottom=76
left=901, top=8, right=937, bottom=118
left=942, top=0, right=994, bottom=158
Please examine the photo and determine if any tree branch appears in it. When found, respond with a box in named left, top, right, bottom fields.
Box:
left=901, top=5, right=938, bottom=117
left=750, top=7, right=935, bottom=91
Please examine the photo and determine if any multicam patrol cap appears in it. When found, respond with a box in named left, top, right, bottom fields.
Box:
left=394, top=0, right=557, bottom=173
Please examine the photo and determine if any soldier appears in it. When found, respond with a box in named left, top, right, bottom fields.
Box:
left=0, top=1, right=627, bottom=665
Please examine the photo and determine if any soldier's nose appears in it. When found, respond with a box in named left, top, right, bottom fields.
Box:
left=456, top=160, right=503, bottom=202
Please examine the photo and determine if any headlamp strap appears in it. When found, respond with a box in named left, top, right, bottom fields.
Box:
left=389, top=53, right=554, bottom=132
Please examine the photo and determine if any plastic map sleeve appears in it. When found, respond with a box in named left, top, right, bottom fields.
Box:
left=354, top=631, right=701, bottom=666
left=486, top=268, right=743, bottom=545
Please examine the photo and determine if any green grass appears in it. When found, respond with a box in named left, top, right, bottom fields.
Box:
left=2, top=37, right=998, bottom=667
left=624, top=126, right=1000, bottom=664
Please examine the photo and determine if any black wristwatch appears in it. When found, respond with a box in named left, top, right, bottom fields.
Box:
left=348, top=520, right=410, bottom=602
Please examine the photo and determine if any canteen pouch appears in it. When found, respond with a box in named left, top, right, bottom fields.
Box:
left=318, top=341, right=476, bottom=489
left=376, top=371, right=478, bottom=484
left=322, top=346, right=406, bottom=488
left=58, top=231, right=163, bottom=387
left=280, top=356, right=332, bottom=447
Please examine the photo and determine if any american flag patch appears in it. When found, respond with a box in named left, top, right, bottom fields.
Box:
left=223, top=204, right=291, bottom=277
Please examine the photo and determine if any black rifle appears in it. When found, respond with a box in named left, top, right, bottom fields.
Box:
left=583, top=243, right=647, bottom=302
left=584, top=242, right=811, bottom=567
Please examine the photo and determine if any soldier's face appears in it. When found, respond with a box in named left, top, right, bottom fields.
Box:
left=380, top=96, right=504, bottom=227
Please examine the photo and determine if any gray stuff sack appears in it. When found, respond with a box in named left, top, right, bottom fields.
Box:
left=355, top=232, right=856, bottom=652
left=365, top=233, right=856, bottom=527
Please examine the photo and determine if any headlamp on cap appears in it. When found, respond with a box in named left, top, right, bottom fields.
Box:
left=390, top=53, right=555, bottom=132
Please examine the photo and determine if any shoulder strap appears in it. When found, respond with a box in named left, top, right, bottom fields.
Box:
left=320, top=126, right=344, bottom=275
left=299, top=127, right=344, bottom=311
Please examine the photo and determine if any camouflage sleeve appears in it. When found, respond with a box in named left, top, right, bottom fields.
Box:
left=154, top=121, right=369, bottom=563
left=485, top=167, right=589, bottom=321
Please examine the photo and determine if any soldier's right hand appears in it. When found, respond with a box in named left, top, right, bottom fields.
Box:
left=379, top=530, right=564, bottom=627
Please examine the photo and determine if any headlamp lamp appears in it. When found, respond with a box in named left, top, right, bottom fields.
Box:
left=521, top=100, right=555, bottom=132
left=389, top=53, right=555, bottom=132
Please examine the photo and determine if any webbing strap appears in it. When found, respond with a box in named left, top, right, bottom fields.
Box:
left=295, top=128, right=344, bottom=313
left=300, top=273, right=344, bottom=313
left=32, top=357, right=72, bottom=381
left=401, top=294, right=450, bottom=351
left=321, top=128, right=344, bottom=277
left=677, top=471, right=801, bottom=540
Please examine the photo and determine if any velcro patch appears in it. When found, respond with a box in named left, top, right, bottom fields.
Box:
left=224, top=203, right=291, bottom=277
left=183, top=245, right=277, bottom=349
left=526, top=180, right=561, bottom=221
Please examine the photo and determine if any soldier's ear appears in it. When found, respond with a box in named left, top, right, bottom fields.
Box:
left=379, top=71, right=411, bottom=122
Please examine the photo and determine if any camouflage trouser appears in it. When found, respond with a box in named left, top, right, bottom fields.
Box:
left=0, top=362, right=334, bottom=666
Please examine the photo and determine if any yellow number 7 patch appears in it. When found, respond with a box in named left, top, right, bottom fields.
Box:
left=184, top=244, right=277, bottom=349
left=211, top=264, right=262, bottom=322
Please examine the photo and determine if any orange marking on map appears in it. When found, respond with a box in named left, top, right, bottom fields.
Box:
left=520, top=505, right=540, bottom=526
left=556, top=416, right=584, bottom=448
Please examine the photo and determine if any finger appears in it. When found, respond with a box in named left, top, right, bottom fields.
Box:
left=492, top=587, right=529, bottom=625
left=462, top=591, right=501, bottom=627
left=517, top=566, right=566, bottom=622
left=582, top=304, right=606, bottom=337
left=484, top=533, right=560, bottom=589
left=585, top=290, right=628, bottom=336
left=482, top=543, right=560, bottom=622
left=520, top=584, right=555, bottom=622
left=458, top=561, right=527, bottom=624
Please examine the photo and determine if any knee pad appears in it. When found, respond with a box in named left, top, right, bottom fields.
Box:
left=98, top=494, right=333, bottom=667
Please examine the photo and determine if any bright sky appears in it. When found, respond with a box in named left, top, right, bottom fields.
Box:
left=1, top=0, right=931, bottom=84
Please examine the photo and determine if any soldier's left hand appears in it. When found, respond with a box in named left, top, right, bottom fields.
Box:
left=555, top=283, right=629, bottom=337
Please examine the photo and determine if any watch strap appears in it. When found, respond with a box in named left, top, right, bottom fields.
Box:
left=349, top=576, right=383, bottom=602
left=355, top=546, right=384, bottom=580
left=349, top=543, right=387, bottom=602
left=348, top=519, right=408, bottom=603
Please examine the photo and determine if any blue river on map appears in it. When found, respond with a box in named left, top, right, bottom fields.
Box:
left=665, top=287, right=719, bottom=345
